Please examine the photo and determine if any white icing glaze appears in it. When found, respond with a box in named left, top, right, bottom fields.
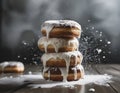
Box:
left=41, top=51, right=83, bottom=81
left=38, top=37, right=79, bottom=53
left=41, top=20, right=81, bottom=39
left=0, top=61, right=24, bottom=72
left=41, top=23, right=54, bottom=39
left=71, top=65, right=84, bottom=80
left=41, top=51, right=83, bottom=69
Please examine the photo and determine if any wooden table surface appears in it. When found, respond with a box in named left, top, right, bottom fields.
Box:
left=0, top=64, right=120, bottom=93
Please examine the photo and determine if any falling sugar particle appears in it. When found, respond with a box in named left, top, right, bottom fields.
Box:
left=86, top=27, right=89, bottom=30
left=100, top=39, right=102, bottom=42
left=22, top=41, right=27, bottom=45
left=105, top=45, right=107, bottom=47
left=88, top=20, right=91, bottom=22
left=100, top=33, right=102, bottom=37
left=24, top=57, right=27, bottom=60
left=24, top=43, right=27, bottom=45
left=96, top=30, right=98, bottom=33
left=96, top=48, right=102, bottom=54
left=103, top=56, right=106, bottom=58
left=28, top=71, right=32, bottom=74
left=89, top=88, right=95, bottom=92
left=34, top=54, right=37, bottom=56
left=33, top=61, right=38, bottom=65
left=107, top=41, right=111, bottom=44
left=108, top=51, right=111, bottom=54
left=91, top=27, right=95, bottom=30
left=18, top=56, right=20, bottom=58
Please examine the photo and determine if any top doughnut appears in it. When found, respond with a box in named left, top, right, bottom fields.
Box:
left=41, top=20, right=82, bottom=38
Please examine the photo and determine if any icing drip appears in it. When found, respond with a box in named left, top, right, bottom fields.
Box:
left=59, top=68, right=68, bottom=82
left=38, top=37, right=79, bottom=53
left=48, top=70, right=50, bottom=80
left=0, top=61, right=24, bottom=72
left=72, top=65, right=84, bottom=80
left=41, top=23, right=54, bottom=39
left=43, top=67, right=48, bottom=77
left=79, top=65, right=85, bottom=78
left=41, top=51, right=83, bottom=81
left=41, top=20, right=81, bottom=39
left=73, top=67, right=77, bottom=80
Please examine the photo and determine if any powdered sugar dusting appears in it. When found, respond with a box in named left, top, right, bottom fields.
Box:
left=28, top=74, right=111, bottom=88
left=79, top=20, right=112, bottom=64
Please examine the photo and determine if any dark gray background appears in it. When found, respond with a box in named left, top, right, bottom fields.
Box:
left=1, top=0, right=120, bottom=64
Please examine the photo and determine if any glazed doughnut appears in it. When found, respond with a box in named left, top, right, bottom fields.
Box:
left=43, top=65, right=84, bottom=81
left=0, top=61, right=24, bottom=73
left=41, top=20, right=82, bottom=38
left=38, top=37, right=79, bottom=53
left=41, top=51, right=83, bottom=68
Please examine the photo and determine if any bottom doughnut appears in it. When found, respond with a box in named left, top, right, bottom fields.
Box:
left=44, top=72, right=83, bottom=81
left=43, top=65, right=84, bottom=81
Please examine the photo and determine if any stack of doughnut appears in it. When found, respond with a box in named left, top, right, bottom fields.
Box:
left=38, top=20, right=84, bottom=81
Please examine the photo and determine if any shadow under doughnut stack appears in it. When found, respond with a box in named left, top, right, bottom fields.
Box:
left=38, top=20, right=84, bottom=81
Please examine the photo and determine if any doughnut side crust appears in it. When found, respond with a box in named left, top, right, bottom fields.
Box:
left=38, top=44, right=78, bottom=53
left=44, top=56, right=82, bottom=67
left=41, top=27, right=81, bottom=38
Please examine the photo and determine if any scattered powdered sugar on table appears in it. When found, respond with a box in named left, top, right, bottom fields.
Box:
left=0, top=74, right=112, bottom=88
left=0, top=74, right=42, bottom=85
left=29, top=74, right=112, bottom=88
